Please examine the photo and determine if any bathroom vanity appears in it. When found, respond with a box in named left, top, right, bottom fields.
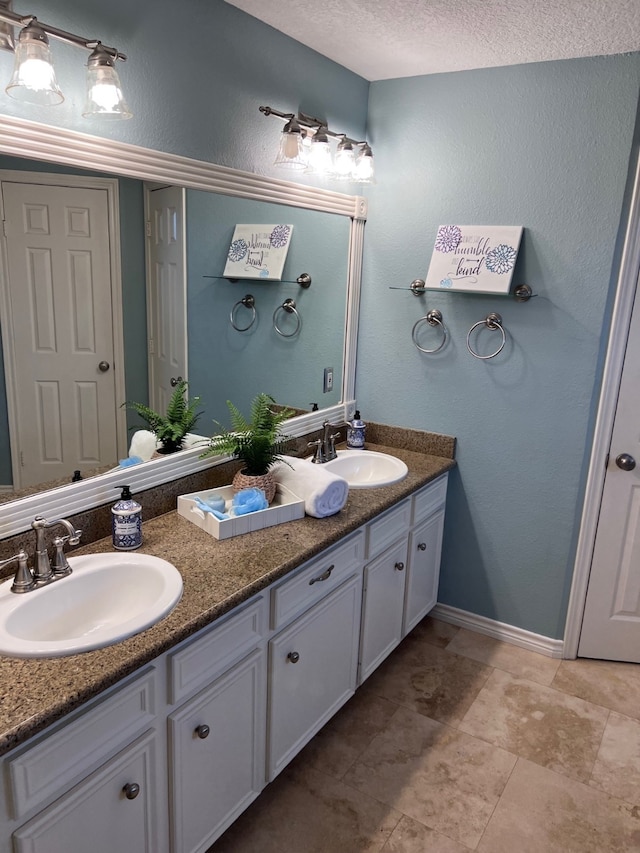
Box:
left=0, top=444, right=453, bottom=853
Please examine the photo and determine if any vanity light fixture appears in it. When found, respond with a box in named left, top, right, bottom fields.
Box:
left=0, top=0, right=131, bottom=118
left=260, top=104, right=375, bottom=184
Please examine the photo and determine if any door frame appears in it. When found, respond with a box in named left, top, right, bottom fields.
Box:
left=0, top=170, right=128, bottom=488
left=564, top=153, right=640, bottom=658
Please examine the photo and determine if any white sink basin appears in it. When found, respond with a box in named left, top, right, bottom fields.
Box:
left=0, top=552, right=183, bottom=658
left=321, top=449, right=409, bottom=488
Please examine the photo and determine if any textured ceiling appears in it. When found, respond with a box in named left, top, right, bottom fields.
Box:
left=224, top=0, right=640, bottom=81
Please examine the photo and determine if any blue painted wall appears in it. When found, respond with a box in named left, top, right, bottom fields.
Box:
left=360, top=56, right=640, bottom=638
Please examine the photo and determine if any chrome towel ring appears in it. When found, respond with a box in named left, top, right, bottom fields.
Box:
left=412, top=309, right=447, bottom=354
left=230, top=294, right=256, bottom=332
left=273, top=298, right=301, bottom=337
left=467, top=312, right=506, bottom=359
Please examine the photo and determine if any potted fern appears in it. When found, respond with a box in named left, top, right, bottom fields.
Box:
left=201, top=393, right=294, bottom=502
left=123, top=380, right=203, bottom=455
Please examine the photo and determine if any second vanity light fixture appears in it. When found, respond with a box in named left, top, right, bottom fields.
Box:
left=0, top=0, right=131, bottom=119
left=260, top=105, right=374, bottom=184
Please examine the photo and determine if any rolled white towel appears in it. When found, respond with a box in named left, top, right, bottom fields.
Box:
left=272, top=455, right=348, bottom=518
left=128, top=429, right=159, bottom=462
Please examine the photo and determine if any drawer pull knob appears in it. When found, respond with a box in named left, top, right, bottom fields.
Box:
left=287, top=651, right=300, bottom=663
left=395, top=561, right=405, bottom=572
left=123, top=782, right=140, bottom=800
left=195, top=724, right=210, bottom=739
left=417, top=542, right=427, bottom=551
left=309, top=564, right=334, bottom=585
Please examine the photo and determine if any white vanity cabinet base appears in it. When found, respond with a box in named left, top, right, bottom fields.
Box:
left=13, top=730, right=158, bottom=853
left=267, top=573, right=362, bottom=781
left=168, top=647, right=266, bottom=853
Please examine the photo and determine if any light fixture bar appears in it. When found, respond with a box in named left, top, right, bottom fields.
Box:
left=260, top=105, right=366, bottom=148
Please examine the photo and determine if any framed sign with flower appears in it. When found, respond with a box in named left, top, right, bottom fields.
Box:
left=223, top=224, right=294, bottom=280
left=424, top=225, right=523, bottom=295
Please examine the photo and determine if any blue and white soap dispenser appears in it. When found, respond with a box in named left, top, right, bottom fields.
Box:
left=347, top=410, right=366, bottom=449
left=112, top=485, right=142, bottom=550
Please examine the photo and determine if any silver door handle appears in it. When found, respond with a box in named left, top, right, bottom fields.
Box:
left=98, top=361, right=110, bottom=372
left=616, top=453, right=636, bottom=471
left=170, top=376, right=183, bottom=387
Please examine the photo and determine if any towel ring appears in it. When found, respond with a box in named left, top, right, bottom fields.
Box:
left=411, top=309, right=447, bottom=354
left=273, top=298, right=301, bottom=337
left=467, top=313, right=506, bottom=359
left=230, top=294, right=256, bottom=332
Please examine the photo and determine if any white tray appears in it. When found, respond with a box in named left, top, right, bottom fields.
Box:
left=177, top=483, right=304, bottom=540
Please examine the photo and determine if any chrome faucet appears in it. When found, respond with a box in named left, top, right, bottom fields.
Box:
left=31, top=516, right=82, bottom=585
left=308, top=420, right=349, bottom=463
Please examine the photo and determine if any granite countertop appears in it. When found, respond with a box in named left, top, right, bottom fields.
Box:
left=0, top=442, right=455, bottom=756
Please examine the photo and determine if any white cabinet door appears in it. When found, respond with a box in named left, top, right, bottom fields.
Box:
left=268, top=574, right=362, bottom=780
left=359, top=537, right=408, bottom=683
left=403, top=507, right=445, bottom=636
left=13, top=731, right=158, bottom=853
left=168, top=648, right=266, bottom=853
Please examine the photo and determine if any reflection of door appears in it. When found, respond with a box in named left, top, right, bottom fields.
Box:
left=579, top=269, right=640, bottom=662
left=145, top=184, right=187, bottom=413
left=0, top=179, right=121, bottom=488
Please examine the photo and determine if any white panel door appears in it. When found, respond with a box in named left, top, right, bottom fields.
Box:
left=145, top=184, right=187, bottom=414
left=2, top=181, right=118, bottom=487
left=580, top=273, right=640, bottom=662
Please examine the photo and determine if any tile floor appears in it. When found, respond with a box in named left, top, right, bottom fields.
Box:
left=208, top=617, right=640, bottom=852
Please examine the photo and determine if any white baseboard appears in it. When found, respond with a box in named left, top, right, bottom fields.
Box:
left=431, top=603, right=565, bottom=659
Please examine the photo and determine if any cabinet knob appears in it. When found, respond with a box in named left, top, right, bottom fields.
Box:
left=122, top=782, right=140, bottom=800
left=395, top=561, right=405, bottom=571
left=417, top=542, right=427, bottom=551
left=195, top=724, right=210, bottom=739
left=287, top=651, right=300, bottom=663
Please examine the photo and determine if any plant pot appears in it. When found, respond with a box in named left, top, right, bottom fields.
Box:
left=232, top=469, right=276, bottom=503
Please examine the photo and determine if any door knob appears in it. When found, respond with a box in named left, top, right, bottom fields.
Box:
left=195, top=724, right=210, bottom=739
left=98, top=360, right=110, bottom=372
left=170, top=376, right=183, bottom=387
left=287, top=651, right=300, bottom=663
left=616, top=453, right=636, bottom=471
left=122, top=782, right=140, bottom=800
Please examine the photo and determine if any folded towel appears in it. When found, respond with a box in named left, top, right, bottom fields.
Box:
left=272, top=455, right=348, bottom=518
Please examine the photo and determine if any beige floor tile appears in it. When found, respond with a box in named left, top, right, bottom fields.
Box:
left=477, top=758, right=640, bottom=852
left=209, top=760, right=402, bottom=853
left=459, top=668, right=608, bottom=782
left=364, top=635, right=493, bottom=725
left=343, top=705, right=516, bottom=849
left=381, top=814, right=471, bottom=852
left=407, top=616, right=460, bottom=649
left=299, top=690, right=399, bottom=779
left=590, top=711, right=640, bottom=805
left=553, top=657, right=640, bottom=720
left=446, top=627, right=561, bottom=685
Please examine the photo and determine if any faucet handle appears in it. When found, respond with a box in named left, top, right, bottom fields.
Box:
left=0, top=550, right=35, bottom=594
left=51, top=535, right=73, bottom=577
left=307, top=439, right=324, bottom=464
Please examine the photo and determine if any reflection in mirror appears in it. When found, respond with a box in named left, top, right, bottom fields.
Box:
left=0, top=154, right=350, bottom=498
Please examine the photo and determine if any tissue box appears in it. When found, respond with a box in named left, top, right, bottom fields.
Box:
left=177, top=484, right=304, bottom=540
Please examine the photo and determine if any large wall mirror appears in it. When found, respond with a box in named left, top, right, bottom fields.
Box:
left=0, top=115, right=366, bottom=537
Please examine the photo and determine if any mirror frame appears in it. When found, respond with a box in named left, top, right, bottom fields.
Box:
left=0, top=114, right=367, bottom=537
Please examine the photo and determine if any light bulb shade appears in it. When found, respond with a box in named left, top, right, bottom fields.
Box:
left=355, top=145, right=375, bottom=183
left=83, top=45, right=132, bottom=119
left=334, top=140, right=356, bottom=181
left=6, top=22, right=63, bottom=105
left=273, top=118, right=307, bottom=170
left=306, top=131, right=332, bottom=176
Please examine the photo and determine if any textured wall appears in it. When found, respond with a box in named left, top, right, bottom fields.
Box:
left=361, top=55, right=640, bottom=638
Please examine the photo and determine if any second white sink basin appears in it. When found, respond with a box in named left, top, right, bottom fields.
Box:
left=0, top=552, right=183, bottom=658
left=321, top=449, right=409, bottom=488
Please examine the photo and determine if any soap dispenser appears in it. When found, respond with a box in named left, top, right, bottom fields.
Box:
left=112, top=485, right=142, bottom=550
left=347, top=410, right=366, bottom=449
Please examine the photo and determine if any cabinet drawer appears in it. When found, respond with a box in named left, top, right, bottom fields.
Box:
left=8, top=669, right=155, bottom=820
left=412, top=474, right=448, bottom=525
left=270, top=531, right=364, bottom=630
left=168, top=595, right=266, bottom=704
left=365, top=500, right=411, bottom=560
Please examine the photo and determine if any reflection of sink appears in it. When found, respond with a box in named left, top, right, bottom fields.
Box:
left=0, top=553, right=183, bottom=658
left=321, top=449, right=409, bottom=488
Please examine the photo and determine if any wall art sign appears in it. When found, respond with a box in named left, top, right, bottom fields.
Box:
left=223, top=224, right=293, bottom=280
left=424, top=225, right=523, bottom=294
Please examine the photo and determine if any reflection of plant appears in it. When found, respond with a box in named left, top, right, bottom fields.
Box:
left=123, top=381, right=203, bottom=454
left=270, top=224, right=291, bottom=248
left=201, top=393, right=294, bottom=475
left=435, top=225, right=461, bottom=253
left=486, top=243, right=517, bottom=274
left=228, top=238, right=248, bottom=262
